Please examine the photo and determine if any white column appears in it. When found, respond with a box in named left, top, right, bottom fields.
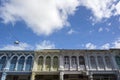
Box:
left=31, top=73, right=35, bottom=80
left=15, top=58, right=19, bottom=71
left=95, top=54, right=99, bottom=70
left=85, top=54, right=89, bottom=70
left=60, top=72, right=64, bottom=80
left=90, top=74, right=93, bottom=80
left=77, top=56, right=80, bottom=70
left=1, top=72, right=7, bottom=80
left=70, top=56, right=72, bottom=70
left=32, top=56, right=37, bottom=71
left=23, top=58, right=26, bottom=71
left=43, top=57, right=46, bottom=71
left=111, top=53, right=118, bottom=70
left=59, top=55, right=64, bottom=71
left=102, top=55, right=107, bottom=70
left=88, top=55, right=91, bottom=70
left=5, top=57, right=10, bottom=71
left=51, top=57, right=53, bottom=71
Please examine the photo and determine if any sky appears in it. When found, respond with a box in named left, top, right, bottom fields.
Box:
left=0, top=0, right=120, bottom=50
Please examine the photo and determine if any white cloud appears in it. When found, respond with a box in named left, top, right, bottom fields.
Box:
left=112, top=38, right=120, bottom=48
left=67, top=29, right=76, bottom=35
left=35, top=40, right=55, bottom=50
left=85, top=43, right=96, bottom=49
left=114, top=1, right=120, bottom=15
left=101, top=43, right=110, bottom=49
left=98, top=27, right=103, bottom=32
left=0, top=40, right=55, bottom=50
left=0, top=0, right=79, bottom=36
left=98, top=27, right=110, bottom=32
left=84, top=38, right=120, bottom=49
left=79, top=0, right=120, bottom=22
left=1, top=0, right=120, bottom=36
left=0, top=42, right=32, bottom=50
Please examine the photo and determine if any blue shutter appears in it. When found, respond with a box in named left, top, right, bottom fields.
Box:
left=17, top=56, right=25, bottom=71
left=25, top=56, right=32, bottom=71
left=0, top=56, right=6, bottom=71
left=10, top=56, right=17, bottom=71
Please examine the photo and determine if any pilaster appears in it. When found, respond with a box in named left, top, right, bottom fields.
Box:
left=15, top=59, right=18, bottom=71
left=23, top=58, right=27, bottom=71
left=51, top=57, right=53, bottom=71
left=31, top=73, right=35, bottom=80
left=32, top=55, right=37, bottom=71
left=4, top=57, right=10, bottom=71
left=77, top=56, right=80, bottom=70
left=102, top=55, right=107, bottom=70
left=60, top=72, right=64, bottom=80
left=89, top=72, right=93, bottom=80
left=43, top=57, right=46, bottom=71
left=70, top=56, right=72, bottom=70
left=85, top=53, right=89, bottom=70
left=1, top=72, right=7, bottom=80
left=111, top=53, right=118, bottom=70
left=95, top=54, right=99, bottom=70
left=59, top=55, right=64, bottom=71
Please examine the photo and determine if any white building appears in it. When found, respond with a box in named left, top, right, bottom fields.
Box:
left=0, top=49, right=120, bottom=80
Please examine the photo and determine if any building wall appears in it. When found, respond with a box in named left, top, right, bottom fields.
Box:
left=0, top=49, right=120, bottom=80
left=0, top=51, right=34, bottom=80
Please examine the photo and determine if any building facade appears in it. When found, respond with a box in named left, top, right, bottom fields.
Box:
left=0, top=49, right=120, bottom=80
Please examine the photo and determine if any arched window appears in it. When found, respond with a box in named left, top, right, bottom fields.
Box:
left=105, top=56, right=112, bottom=69
left=79, top=56, right=85, bottom=70
left=25, top=56, right=33, bottom=71
left=64, top=56, right=69, bottom=65
left=79, top=56, right=85, bottom=65
left=45, top=56, right=51, bottom=71
left=90, top=56, right=97, bottom=69
left=97, top=56, right=104, bottom=69
left=17, top=56, right=25, bottom=71
left=71, top=56, right=77, bottom=70
left=38, top=56, right=43, bottom=71
left=72, top=56, right=77, bottom=65
left=64, top=56, right=70, bottom=70
left=115, top=56, right=120, bottom=68
left=0, top=56, right=7, bottom=71
left=10, top=56, right=17, bottom=71
left=53, top=56, right=59, bottom=71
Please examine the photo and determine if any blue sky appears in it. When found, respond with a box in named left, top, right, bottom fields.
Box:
left=0, top=0, right=120, bottom=50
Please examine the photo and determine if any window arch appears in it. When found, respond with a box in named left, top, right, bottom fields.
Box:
left=105, top=56, right=112, bottom=69
left=10, top=56, right=18, bottom=71
left=79, top=56, right=85, bottom=65
left=90, top=56, right=97, bottom=69
left=0, top=56, right=7, bottom=71
left=53, top=56, right=59, bottom=71
left=25, top=56, right=33, bottom=71
left=115, top=56, right=120, bottom=68
left=17, top=56, right=25, bottom=71
left=38, top=56, right=43, bottom=71
left=45, top=56, right=51, bottom=71
left=97, top=56, right=104, bottom=69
